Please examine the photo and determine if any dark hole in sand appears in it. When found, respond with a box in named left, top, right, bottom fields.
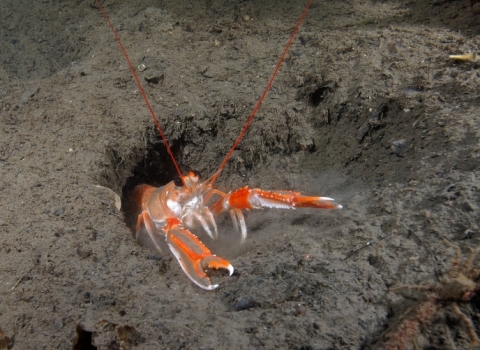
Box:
left=309, top=81, right=334, bottom=107
left=73, top=325, right=95, bottom=350
left=121, top=132, right=182, bottom=233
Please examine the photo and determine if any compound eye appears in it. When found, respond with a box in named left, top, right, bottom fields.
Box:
left=174, top=175, right=183, bottom=187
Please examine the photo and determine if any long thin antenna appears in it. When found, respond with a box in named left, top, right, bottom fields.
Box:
left=208, top=0, right=313, bottom=186
left=94, top=0, right=186, bottom=187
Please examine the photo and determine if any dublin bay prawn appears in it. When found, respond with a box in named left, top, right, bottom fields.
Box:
left=95, top=0, right=342, bottom=290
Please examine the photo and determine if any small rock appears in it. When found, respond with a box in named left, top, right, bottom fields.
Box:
left=233, top=297, right=257, bottom=311
left=53, top=317, right=64, bottom=330
left=144, top=73, right=164, bottom=84
left=391, top=139, right=408, bottom=157
left=20, top=87, right=39, bottom=105
left=146, top=253, right=162, bottom=261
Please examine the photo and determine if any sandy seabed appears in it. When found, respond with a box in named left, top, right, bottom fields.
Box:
left=0, top=0, right=479, bottom=349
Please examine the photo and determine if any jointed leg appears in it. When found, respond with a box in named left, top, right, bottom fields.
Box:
left=451, top=302, right=480, bottom=346
left=443, top=239, right=461, bottom=278
left=136, top=210, right=164, bottom=254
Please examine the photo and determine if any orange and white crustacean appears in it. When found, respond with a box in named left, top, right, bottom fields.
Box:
left=95, top=0, right=342, bottom=290
left=132, top=172, right=342, bottom=290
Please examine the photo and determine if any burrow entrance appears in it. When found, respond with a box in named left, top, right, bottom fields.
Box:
left=120, top=130, right=183, bottom=233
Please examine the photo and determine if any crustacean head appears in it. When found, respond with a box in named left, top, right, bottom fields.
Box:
left=169, top=171, right=219, bottom=240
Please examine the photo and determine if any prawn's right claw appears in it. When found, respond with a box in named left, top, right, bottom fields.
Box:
left=164, top=218, right=233, bottom=290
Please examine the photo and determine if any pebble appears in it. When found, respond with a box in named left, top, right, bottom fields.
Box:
left=53, top=317, right=64, bottom=330
left=233, top=297, right=257, bottom=311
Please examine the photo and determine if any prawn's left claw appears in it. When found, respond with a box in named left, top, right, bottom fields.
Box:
left=164, top=218, right=233, bottom=290
left=223, top=187, right=342, bottom=210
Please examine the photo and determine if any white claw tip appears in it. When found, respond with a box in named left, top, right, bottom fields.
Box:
left=227, top=264, right=234, bottom=276
left=198, top=282, right=219, bottom=290
left=337, top=204, right=343, bottom=209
